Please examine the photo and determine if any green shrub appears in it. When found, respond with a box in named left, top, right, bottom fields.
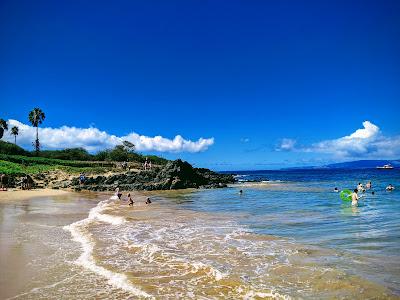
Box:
left=0, top=140, right=30, bottom=156
left=39, top=148, right=93, bottom=161
left=0, top=154, right=114, bottom=168
left=107, top=145, right=129, bottom=161
left=145, top=155, right=168, bottom=165
left=0, top=160, right=112, bottom=175
left=94, top=150, right=109, bottom=161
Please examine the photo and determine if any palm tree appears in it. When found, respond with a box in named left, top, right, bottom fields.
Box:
left=11, top=126, right=19, bottom=145
left=0, top=119, right=8, bottom=139
left=28, top=108, right=45, bottom=153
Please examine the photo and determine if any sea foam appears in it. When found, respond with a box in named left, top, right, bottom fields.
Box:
left=244, top=290, right=291, bottom=300
left=63, top=198, right=152, bottom=298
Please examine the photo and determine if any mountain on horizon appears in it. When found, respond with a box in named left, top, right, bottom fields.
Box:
left=282, top=159, right=400, bottom=170
left=323, top=159, right=400, bottom=169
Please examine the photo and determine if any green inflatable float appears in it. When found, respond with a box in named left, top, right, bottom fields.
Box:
left=340, top=189, right=352, bottom=202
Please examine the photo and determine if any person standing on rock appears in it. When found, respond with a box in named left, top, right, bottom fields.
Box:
left=143, top=157, right=148, bottom=171
left=21, top=176, right=27, bottom=190
left=0, top=174, right=6, bottom=191
left=79, top=173, right=86, bottom=185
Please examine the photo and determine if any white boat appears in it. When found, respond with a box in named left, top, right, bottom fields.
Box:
left=376, top=164, right=394, bottom=169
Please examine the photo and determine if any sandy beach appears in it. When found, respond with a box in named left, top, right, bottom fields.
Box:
left=0, top=188, right=70, bottom=203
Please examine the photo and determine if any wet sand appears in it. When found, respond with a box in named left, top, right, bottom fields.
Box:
left=0, top=189, right=70, bottom=203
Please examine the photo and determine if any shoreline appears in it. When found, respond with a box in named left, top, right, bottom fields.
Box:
left=0, top=188, right=71, bottom=203
left=0, top=186, right=192, bottom=205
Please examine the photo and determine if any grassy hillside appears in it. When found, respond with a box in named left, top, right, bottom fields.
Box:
left=0, top=140, right=30, bottom=156
left=0, top=140, right=169, bottom=164
left=0, top=159, right=111, bottom=175
left=0, top=141, right=169, bottom=175
left=0, top=154, right=114, bottom=168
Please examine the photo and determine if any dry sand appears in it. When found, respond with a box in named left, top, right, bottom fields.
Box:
left=0, top=188, right=70, bottom=203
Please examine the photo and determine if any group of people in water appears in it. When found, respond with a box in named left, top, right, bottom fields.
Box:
left=334, top=181, right=396, bottom=206
left=113, top=188, right=152, bottom=206
left=126, top=193, right=151, bottom=206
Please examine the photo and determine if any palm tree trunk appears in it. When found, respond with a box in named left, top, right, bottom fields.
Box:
left=35, top=126, right=39, bottom=153
left=14, top=135, right=16, bottom=145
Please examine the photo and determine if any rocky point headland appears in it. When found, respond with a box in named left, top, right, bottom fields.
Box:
left=5, top=159, right=235, bottom=192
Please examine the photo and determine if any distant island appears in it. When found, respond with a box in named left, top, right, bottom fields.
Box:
left=282, top=159, right=400, bottom=170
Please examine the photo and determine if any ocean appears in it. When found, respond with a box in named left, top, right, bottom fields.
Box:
left=1, top=169, right=399, bottom=299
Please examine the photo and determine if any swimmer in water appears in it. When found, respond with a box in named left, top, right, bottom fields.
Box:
left=366, top=181, right=372, bottom=190
left=351, top=189, right=359, bottom=206
left=386, top=184, right=395, bottom=191
left=145, top=197, right=152, bottom=204
left=239, top=190, right=243, bottom=195
left=334, top=187, right=339, bottom=192
left=128, top=193, right=134, bottom=206
left=114, top=187, right=122, bottom=199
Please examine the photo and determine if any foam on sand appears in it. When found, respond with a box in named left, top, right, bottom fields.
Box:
left=63, top=198, right=152, bottom=298
left=190, top=262, right=226, bottom=281
left=243, top=290, right=291, bottom=300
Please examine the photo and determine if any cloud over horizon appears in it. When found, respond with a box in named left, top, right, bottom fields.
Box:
left=276, top=138, right=297, bottom=151
left=3, top=120, right=214, bottom=153
left=277, top=121, right=400, bottom=159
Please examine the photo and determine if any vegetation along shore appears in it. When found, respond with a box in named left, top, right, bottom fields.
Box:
left=0, top=109, right=234, bottom=192
left=0, top=141, right=235, bottom=191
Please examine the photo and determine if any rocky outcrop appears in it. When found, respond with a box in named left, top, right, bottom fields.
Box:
left=48, top=159, right=235, bottom=191
left=1, top=174, right=35, bottom=189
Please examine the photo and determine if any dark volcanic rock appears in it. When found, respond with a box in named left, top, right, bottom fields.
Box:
left=52, top=159, right=235, bottom=191
left=2, top=174, right=35, bottom=189
left=156, top=159, right=208, bottom=189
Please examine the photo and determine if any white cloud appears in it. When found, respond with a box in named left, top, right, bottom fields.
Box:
left=347, top=121, right=379, bottom=139
left=276, top=138, right=296, bottom=151
left=123, top=132, right=214, bottom=153
left=240, top=138, right=250, bottom=143
left=277, top=121, right=400, bottom=159
left=3, top=119, right=214, bottom=153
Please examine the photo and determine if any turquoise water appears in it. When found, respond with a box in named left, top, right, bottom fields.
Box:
left=156, top=169, right=400, bottom=294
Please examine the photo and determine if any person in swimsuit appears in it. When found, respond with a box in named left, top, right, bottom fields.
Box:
left=386, top=184, right=395, bottom=191
left=351, top=189, right=359, bottom=206
left=128, top=193, right=134, bottom=206
left=366, top=181, right=372, bottom=190
left=357, top=183, right=365, bottom=192
left=115, top=187, right=122, bottom=199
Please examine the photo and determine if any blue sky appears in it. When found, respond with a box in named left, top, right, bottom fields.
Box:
left=1, top=0, right=399, bottom=170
